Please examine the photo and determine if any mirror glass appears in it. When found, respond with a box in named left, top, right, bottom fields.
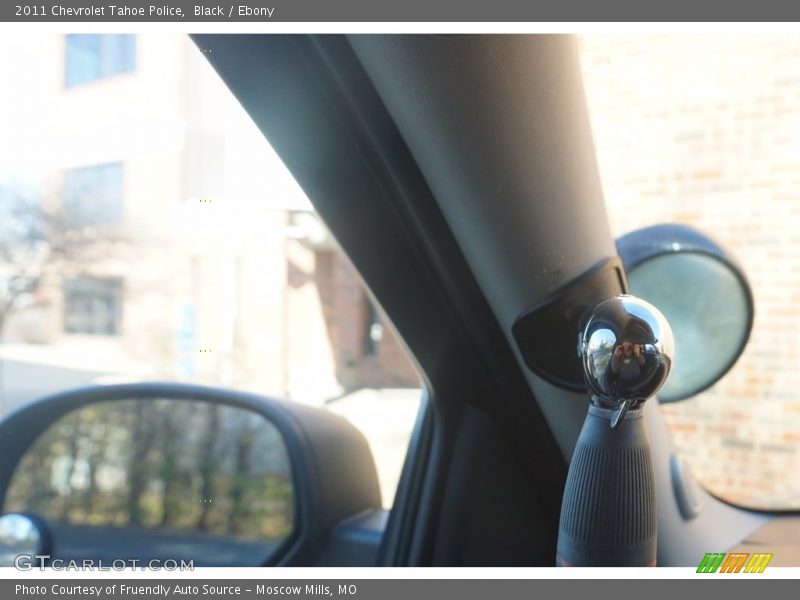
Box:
left=627, top=253, right=751, bottom=402
left=2, top=399, right=293, bottom=566
left=0, top=513, right=44, bottom=565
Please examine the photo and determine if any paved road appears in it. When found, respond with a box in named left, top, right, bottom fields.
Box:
left=50, top=523, right=280, bottom=567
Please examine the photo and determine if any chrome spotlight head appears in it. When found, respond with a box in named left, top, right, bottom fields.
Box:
left=579, top=295, right=674, bottom=427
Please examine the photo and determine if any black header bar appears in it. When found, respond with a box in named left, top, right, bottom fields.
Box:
left=4, top=1, right=800, bottom=22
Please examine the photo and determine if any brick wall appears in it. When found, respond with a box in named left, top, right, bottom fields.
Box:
left=580, top=34, right=800, bottom=508
left=312, top=249, right=420, bottom=392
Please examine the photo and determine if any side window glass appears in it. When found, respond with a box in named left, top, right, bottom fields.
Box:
left=0, top=33, right=422, bottom=517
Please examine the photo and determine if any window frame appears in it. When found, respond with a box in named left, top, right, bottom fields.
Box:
left=63, top=162, right=125, bottom=227
left=63, top=276, right=124, bottom=336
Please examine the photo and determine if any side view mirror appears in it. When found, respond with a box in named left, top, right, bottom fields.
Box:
left=0, top=383, right=382, bottom=567
left=617, top=224, right=754, bottom=402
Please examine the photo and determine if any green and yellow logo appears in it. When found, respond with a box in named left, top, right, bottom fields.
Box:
left=697, top=552, right=773, bottom=573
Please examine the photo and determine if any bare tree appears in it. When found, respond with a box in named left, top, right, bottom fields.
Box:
left=196, top=403, right=221, bottom=532
left=0, top=190, right=128, bottom=327
left=0, top=187, right=129, bottom=409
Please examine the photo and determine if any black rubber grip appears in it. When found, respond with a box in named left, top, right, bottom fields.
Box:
left=556, top=405, right=656, bottom=567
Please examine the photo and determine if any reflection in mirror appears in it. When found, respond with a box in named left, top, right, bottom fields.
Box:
left=0, top=513, right=45, bottom=566
left=3, top=399, right=293, bottom=566
left=627, top=253, right=751, bottom=402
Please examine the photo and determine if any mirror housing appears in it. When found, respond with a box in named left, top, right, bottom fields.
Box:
left=0, top=383, right=381, bottom=566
